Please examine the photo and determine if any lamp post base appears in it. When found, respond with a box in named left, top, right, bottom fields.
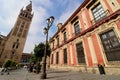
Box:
left=40, top=72, right=47, bottom=79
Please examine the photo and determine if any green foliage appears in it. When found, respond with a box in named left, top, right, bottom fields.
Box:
left=30, top=54, right=36, bottom=63
left=3, top=60, right=11, bottom=68
left=10, top=61, right=17, bottom=67
left=34, top=42, right=45, bottom=58
left=30, top=42, right=51, bottom=64
left=18, top=64, right=24, bottom=67
left=36, top=62, right=40, bottom=73
left=3, top=60, right=18, bottom=68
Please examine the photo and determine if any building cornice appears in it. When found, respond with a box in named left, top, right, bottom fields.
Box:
left=50, top=0, right=90, bottom=40
left=52, top=9, right=120, bottom=51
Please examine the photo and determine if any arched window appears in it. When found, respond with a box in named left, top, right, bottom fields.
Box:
left=25, top=13, right=28, bottom=18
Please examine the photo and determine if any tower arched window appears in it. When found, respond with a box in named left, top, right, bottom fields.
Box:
left=16, top=43, right=19, bottom=49
left=21, top=21, right=25, bottom=28
left=25, top=13, right=28, bottom=18
left=12, top=42, right=15, bottom=48
left=16, top=39, right=19, bottom=49
left=12, top=39, right=20, bottom=49
left=27, top=9, right=30, bottom=11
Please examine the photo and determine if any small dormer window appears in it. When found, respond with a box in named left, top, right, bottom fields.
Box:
left=112, top=2, right=115, bottom=6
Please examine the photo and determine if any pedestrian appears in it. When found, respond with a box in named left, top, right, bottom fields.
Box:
left=16, top=64, right=18, bottom=69
left=98, top=64, right=105, bottom=75
left=33, top=64, right=36, bottom=73
left=1, top=67, right=9, bottom=75
left=29, top=64, right=33, bottom=72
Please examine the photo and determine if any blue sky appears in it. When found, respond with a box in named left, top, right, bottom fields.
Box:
left=0, top=0, right=84, bottom=53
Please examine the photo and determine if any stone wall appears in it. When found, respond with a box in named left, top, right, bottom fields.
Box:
left=50, top=65, right=120, bottom=75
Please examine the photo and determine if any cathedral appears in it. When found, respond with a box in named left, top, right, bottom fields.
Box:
left=0, top=2, right=33, bottom=66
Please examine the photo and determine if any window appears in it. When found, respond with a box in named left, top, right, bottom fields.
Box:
left=21, top=21, right=25, bottom=28
left=27, top=9, right=30, bottom=11
left=17, top=20, right=21, bottom=26
left=74, top=21, right=80, bottom=35
left=16, top=44, right=19, bottom=49
left=56, top=36, right=59, bottom=46
left=51, top=54, right=54, bottom=64
left=20, top=28, right=23, bottom=32
left=12, top=42, right=15, bottom=48
left=76, top=42, right=86, bottom=63
left=12, top=39, right=19, bottom=49
left=25, top=13, right=28, bottom=18
left=63, top=32, right=67, bottom=42
left=22, top=30, right=27, bottom=38
left=112, top=2, right=115, bottom=6
left=92, top=3, right=106, bottom=22
left=100, top=30, right=120, bottom=61
left=17, top=32, right=21, bottom=37
left=63, top=48, right=67, bottom=64
left=52, top=41, right=54, bottom=49
left=12, top=27, right=18, bottom=36
left=25, top=23, right=29, bottom=29
left=56, top=52, right=59, bottom=64
left=86, top=0, right=97, bottom=9
left=11, top=51, right=15, bottom=59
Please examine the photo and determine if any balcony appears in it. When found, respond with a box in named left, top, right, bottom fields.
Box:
left=91, top=10, right=110, bottom=24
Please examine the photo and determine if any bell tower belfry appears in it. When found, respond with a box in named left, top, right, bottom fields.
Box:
left=11, top=1, right=33, bottom=38
left=0, top=1, right=33, bottom=65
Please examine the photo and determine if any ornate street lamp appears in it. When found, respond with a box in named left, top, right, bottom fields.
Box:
left=40, top=16, right=54, bottom=79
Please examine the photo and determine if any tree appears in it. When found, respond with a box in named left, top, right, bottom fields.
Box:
left=34, top=42, right=45, bottom=62
left=3, top=60, right=11, bottom=68
left=30, top=42, right=51, bottom=64
left=30, top=52, right=36, bottom=64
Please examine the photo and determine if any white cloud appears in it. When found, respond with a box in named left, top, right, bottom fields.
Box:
left=56, top=0, right=82, bottom=25
left=0, top=0, right=29, bottom=35
left=29, top=6, right=47, bottom=35
left=23, top=34, right=45, bottom=53
left=34, top=0, right=52, bottom=8
left=0, top=0, right=52, bottom=53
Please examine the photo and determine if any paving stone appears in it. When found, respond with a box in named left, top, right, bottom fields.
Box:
left=0, top=68, right=120, bottom=80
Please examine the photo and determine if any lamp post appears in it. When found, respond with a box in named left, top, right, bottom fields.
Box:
left=40, top=16, right=54, bottom=79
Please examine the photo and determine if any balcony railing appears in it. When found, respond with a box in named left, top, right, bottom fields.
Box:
left=91, top=10, right=110, bottom=24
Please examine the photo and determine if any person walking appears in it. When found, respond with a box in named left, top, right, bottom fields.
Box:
left=98, top=64, right=105, bottom=75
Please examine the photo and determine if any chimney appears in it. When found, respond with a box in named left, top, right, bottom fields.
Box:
left=57, top=23, right=62, bottom=30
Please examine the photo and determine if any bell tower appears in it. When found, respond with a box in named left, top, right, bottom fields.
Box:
left=0, top=1, right=33, bottom=64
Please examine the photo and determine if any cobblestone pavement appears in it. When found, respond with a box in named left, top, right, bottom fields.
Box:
left=0, top=68, right=39, bottom=80
left=45, top=70, right=120, bottom=80
left=0, top=68, right=120, bottom=80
